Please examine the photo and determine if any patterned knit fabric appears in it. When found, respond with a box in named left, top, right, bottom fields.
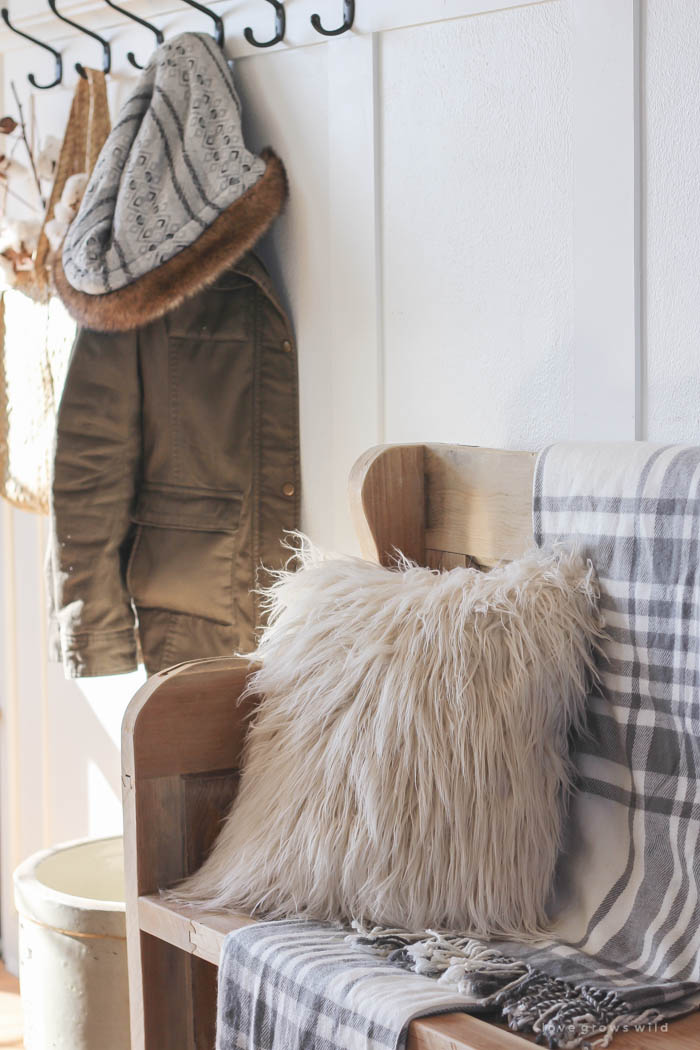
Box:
left=62, top=33, right=266, bottom=294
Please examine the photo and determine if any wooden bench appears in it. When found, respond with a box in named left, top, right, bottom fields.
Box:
left=122, top=442, right=700, bottom=1050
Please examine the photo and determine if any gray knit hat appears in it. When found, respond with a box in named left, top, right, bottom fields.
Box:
left=55, top=32, right=287, bottom=332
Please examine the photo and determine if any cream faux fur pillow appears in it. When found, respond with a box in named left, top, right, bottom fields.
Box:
left=176, top=540, right=601, bottom=938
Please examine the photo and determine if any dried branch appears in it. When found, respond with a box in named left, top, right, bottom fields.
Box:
left=9, top=80, right=45, bottom=211
left=0, top=178, right=43, bottom=215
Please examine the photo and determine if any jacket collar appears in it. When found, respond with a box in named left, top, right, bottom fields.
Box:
left=234, top=253, right=288, bottom=323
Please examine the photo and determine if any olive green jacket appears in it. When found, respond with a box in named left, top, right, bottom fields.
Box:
left=48, top=254, right=299, bottom=678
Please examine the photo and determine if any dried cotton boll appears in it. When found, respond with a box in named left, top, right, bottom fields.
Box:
left=0, top=219, right=40, bottom=255
left=36, top=135, right=61, bottom=182
left=16, top=219, right=41, bottom=253
left=0, top=221, right=21, bottom=254
left=61, top=172, right=88, bottom=212
left=0, top=154, right=27, bottom=180
left=53, top=202, right=73, bottom=226
left=45, top=173, right=90, bottom=254
left=44, top=217, right=67, bottom=253
left=0, top=253, right=17, bottom=289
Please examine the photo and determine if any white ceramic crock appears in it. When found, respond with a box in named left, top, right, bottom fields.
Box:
left=13, top=835, right=130, bottom=1050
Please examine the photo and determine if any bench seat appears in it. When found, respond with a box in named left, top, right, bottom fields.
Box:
left=135, top=894, right=700, bottom=1050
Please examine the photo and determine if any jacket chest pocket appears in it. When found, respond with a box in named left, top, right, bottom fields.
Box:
left=126, top=486, right=243, bottom=626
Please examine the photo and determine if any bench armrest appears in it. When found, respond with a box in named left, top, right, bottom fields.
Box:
left=122, top=656, right=258, bottom=897
left=122, top=655, right=257, bottom=781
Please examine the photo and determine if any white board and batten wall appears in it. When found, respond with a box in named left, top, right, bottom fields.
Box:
left=0, top=0, right=698, bottom=973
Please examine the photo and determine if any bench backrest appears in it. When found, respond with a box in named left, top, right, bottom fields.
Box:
left=350, top=443, right=536, bottom=568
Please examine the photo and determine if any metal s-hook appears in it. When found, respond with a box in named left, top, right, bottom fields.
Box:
left=102, top=1, right=164, bottom=70
left=1, top=8, right=63, bottom=89
left=177, top=1, right=224, bottom=48
left=244, top=1, right=285, bottom=49
left=311, top=0, right=354, bottom=37
left=47, top=1, right=111, bottom=78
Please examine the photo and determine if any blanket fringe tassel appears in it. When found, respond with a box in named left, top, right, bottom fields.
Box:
left=348, top=926, right=664, bottom=1050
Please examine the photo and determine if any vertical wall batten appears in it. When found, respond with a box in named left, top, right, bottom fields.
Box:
left=636, top=0, right=648, bottom=441
left=327, top=31, right=384, bottom=551
left=372, top=33, right=386, bottom=449
left=632, top=0, right=643, bottom=440
left=571, top=0, right=641, bottom=440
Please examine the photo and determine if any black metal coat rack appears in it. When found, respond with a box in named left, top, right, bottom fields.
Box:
left=1, top=2, right=357, bottom=87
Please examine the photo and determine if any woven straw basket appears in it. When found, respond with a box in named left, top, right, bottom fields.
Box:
left=0, top=69, right=110, bottom=514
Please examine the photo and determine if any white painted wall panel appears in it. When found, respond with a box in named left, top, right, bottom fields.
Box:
left=380, top=2, right=573, bottom=451
left=235, top=44, right=335, bottom=546
left=644, top=0, right=700, bottom=443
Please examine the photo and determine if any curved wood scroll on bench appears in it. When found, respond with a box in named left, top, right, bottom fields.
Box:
left=349, top=442, right=536, bottom=567
left=123, top=443, right=700, bottom=1050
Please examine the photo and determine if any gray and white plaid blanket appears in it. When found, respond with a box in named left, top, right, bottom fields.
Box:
left=217, top=442, right=700, bottom=1050
left=215, top=920, right=498, bottom=1050
left=516, top=444, right=700, bottom=1006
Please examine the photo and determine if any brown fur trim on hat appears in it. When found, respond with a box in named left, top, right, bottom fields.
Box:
left=53, top=149, right=288, bottom=332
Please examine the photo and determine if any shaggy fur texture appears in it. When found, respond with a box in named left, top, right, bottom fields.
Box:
left=53, top=149, right=287, bottom=333
left=174, top=540, right=602, bottom=938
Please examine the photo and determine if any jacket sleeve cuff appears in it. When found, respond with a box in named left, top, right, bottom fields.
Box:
left=47, top=615, right=63, bottom=665
left=56, top=627, right=139, bottom=679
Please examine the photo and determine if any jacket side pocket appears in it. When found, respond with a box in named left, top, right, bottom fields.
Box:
left=126, top=485, right=243, bottom=626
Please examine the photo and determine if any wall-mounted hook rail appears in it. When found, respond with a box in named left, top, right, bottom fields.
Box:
left=177, top=1, right=224, bottom=48
left=47, top=1, right=111, bottom=78
left=244, top=0, right=285, bottom=49
left=103, top=1, right=164, bottom=70
left=311, top=0, right=354, bottom=36
left=1, top=8, right=63, bottom=89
